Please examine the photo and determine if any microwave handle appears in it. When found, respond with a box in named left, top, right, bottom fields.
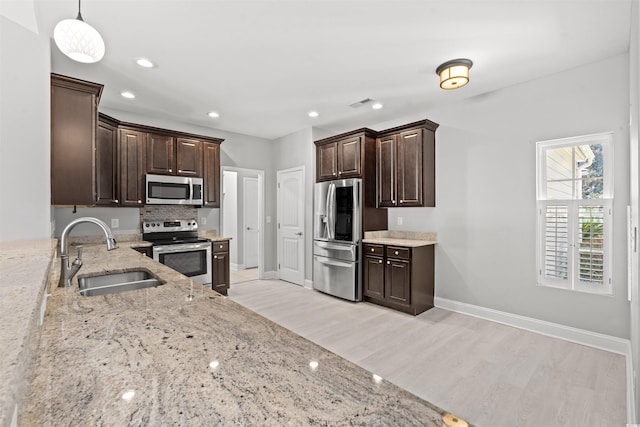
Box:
left=188, top=178, right=193, bottom=201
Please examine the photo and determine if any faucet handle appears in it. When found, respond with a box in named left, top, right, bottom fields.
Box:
left=76, top=245, right=83, bottom=260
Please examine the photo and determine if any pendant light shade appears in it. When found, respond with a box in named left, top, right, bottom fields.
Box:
left=53, top=0, right=105, bottom=63
left=436, top=59, right=473, bottom=90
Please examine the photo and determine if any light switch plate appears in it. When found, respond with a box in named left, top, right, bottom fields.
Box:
left=111, top=218, right=120, bottom=229
left=397, top=216, right=403, bottom=225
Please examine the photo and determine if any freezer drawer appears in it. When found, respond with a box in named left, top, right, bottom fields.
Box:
left=313, top=240, right=358, bottom=262
left=313, top=254, right=361, bottom=302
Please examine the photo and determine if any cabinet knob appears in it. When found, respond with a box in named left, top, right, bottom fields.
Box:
left=179, top=169, right=182, bottom=173
left=378, top=260, right=382, bottom=264
left=387, top=261, right=390, bottom=265
left=115, top=199, right=119, bottom=203
left=395, top=251, right=399, bottom=255
left=392, top=200, right=395, bottom=203
left=400, top=200, right=404, bottom=204
left=371, top=248, right=374, bottom=252
left=138, top=200, right=142, bottom=204
left=219, top=244, right=223, bottom=248
left=169, top=168, right=172, bottom=172
left=338, top=171, right=342, bottom=175
left=214, top=255, right=217, bottom=259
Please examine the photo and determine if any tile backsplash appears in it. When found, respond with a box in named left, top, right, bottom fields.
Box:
left=140, top=206, right=198, bottom=222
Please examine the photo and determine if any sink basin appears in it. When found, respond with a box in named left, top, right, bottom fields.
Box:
left=77, top=268, right=166, bottom=296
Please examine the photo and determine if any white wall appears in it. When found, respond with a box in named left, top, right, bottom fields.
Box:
left=629, top=0, right=640, bottom=420
left=0, top=16, right=51, bottom=241
left=222, top=170, right=238, bottom=266
left=272, top=128, right=315, bottom=284
left=374, top=54, right=631, bottom=339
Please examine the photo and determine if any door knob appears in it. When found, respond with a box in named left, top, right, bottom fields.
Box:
left=247, top=227, right=252, bottom=230
left=295, top=232, right=303, bottom=236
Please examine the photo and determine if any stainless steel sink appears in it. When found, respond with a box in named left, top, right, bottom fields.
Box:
left=77, top=268, right=166, bottom=296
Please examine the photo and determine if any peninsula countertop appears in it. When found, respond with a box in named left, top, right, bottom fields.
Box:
left=21, top=244, right=459, bottom=426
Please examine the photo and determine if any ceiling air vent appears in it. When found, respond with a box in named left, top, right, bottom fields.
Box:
left=349, top=98, right=374, bottom=108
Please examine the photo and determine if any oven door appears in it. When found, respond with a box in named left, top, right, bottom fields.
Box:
left=153, top=242, right=212, bottom=285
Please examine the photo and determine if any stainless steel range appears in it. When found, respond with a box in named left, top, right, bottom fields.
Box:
left=142, top=219, right=212, bottom=286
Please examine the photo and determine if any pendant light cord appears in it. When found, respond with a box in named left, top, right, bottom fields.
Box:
left=76, top=0, right=84, bottom=22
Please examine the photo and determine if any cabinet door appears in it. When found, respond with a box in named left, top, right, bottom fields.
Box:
left=203, top=142, right=221, bottom=207
left=396, top=129, right=423, bottom=207
left=176, top=138, right=203, bottom=177
left=317, top=142, right=338, bottom=181
left=95, top=120, right=118, bottom=206
left=385, top=258, right=411, bottom=307
left=376, top=135, right=396, bottom=207
left=119, top=129, right=146, bottom=206
left=51, top=80, right=99, bottom=206
left=337, top=136, right=361, bottom=178
left=212, top=251, right=230, bottom=295
left=363, top=255, right=385, bottom=299
left=146, top=133, right=175, bottom=175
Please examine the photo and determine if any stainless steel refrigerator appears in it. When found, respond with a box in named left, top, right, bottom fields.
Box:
left=313, top=178, right=362, bottom=301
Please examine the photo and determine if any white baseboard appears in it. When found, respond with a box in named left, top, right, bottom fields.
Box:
left=434, top=296, right=635, bottom=424
left=304, top=279, right=313, bottom=289
left=230, top=263, right=244, bottom=271
left=261, top=270, right=278, bottom=280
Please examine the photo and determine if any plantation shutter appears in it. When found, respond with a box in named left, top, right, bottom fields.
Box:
left=544, top=205, right=569, bottom=282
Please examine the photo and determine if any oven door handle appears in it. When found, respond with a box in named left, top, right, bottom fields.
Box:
left=153, top=243, right=211, bottom=254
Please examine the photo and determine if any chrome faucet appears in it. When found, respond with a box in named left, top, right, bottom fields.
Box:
left=58, top=217, right=118, bottom=287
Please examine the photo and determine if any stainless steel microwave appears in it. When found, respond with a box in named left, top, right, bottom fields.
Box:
left=145, top=174, right=204, bottom=205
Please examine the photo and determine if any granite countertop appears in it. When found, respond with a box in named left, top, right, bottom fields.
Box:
left=363, top=230, right=438, bottom=247
left=0, top=239, right=57, bottom=427
left=21, top=243, right=462, bottom=426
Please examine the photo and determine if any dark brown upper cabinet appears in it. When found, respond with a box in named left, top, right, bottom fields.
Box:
left=203, top=142, right=221, bottom=207
left=376, top=120, right=438, bottom=208
left=95, top=114, right=119, bottom=206
left=119, top=128, right=146, bottom=207
left=315, top=130, right=376, bottom=182
left=176, top=137, right=203, bottom=177
left=146, top=133, right=175, bottom=175
left=50, top=74, right=103, bottom=206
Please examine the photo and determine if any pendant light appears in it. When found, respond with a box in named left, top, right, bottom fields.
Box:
left=54, top=0, right=105, bottom=63
left=436, top=59, right=473, bottom=90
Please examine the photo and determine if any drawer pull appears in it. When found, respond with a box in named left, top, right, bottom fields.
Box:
left=395, top=251, right=399, bottom=255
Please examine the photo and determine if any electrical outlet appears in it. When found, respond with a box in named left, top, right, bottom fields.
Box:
left=397, top=216, right=403, bottom=225
left=111, top=218, right=120, bottom=229
left=202, top=217, right=207, bottom=225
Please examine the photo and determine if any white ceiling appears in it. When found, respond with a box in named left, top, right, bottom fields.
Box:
left=34, top=0, right=632, bottom=140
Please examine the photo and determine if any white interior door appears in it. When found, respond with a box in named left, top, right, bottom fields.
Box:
left=277, top=167, right=305, bottom=285
left=243, top=177, right=259, bottom=269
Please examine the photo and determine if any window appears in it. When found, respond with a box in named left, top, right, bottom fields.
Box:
left=536, top=132, right=613, bottom=295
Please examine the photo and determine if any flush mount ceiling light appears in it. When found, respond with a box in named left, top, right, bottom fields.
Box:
left=371, top=102, right=384, bottom=110
left=53, top=0, right=105, bottom=63
left=136, top=58, right=155, bottom=68
left=207, top=111, right=220, bottom=118
left=121, top=91, right=135, bottom=99
left=308, top=111, right=319, bottom=118
left=435, top=58, right=473, bottom=90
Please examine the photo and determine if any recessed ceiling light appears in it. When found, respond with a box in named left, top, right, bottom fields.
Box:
left=208, top=111, right=220, bottom=118
left=308, top=111, right=319, bottom=118
left=121, top=91, right=135, bottom=99
left=135, top=58, right=154, bottom=68
left=371, top=102, right=383, bottom=110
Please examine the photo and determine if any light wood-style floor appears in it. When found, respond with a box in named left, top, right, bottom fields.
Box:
left=230, top=267, right=259, bottom=284
left=228, top=279, right=627, bottom=427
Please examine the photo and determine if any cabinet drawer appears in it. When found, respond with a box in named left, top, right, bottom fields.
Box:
left=364, top=244, right=384, bottom=256
left=386, top=246, right=410, bottom=260
left=212, top=240, right=229, bottom=253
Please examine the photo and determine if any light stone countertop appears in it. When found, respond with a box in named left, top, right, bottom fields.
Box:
left=0, top=239, right=57, bottom=427
left=20, top=243, right=459, bottom=426
left=363, top=230, right=438, bottom=247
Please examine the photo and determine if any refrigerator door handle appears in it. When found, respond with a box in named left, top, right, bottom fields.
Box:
left=327, top=183, right=336, bottom=240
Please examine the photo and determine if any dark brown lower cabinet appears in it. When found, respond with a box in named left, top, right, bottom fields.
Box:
left=363, top=243, right=434, bottom=315
left=132, top=245, right=152, bottom=257
left=212, top=240, right=230, bottom=295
